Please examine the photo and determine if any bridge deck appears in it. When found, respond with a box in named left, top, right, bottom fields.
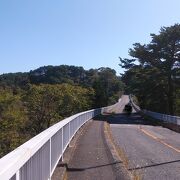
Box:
left=108, top=114, right=180, bottom=180
left=65, top=95, right=180, bottom=180
left=67, top=120, right=127, bottom=180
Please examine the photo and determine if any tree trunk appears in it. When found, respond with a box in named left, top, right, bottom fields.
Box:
left=167, top=75, right=174, bottom=115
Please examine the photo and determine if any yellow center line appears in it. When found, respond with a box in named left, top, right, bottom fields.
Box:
left=138, top=126, right=180, bottom=153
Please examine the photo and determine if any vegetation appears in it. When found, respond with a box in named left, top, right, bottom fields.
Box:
left=2, top=23, right=179, bottom=158
left=119, top=24, right=180, bottom=115
left=0, top=65, right=123, bottom=157
left=0, top=65, right=123, bottom=106
left=0, top=88, right=28, bottom=157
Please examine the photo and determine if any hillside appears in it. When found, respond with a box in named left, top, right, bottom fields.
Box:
left=0, top=65, right=124, bottom=157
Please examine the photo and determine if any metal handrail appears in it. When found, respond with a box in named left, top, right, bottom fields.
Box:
left=129, top=94, right=180, bottom=125
left=0, top=108, right=105, bottom=180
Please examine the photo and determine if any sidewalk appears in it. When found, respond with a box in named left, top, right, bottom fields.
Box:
left=67, top=120, right=117, bottom=180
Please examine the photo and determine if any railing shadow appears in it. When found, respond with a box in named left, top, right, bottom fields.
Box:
left=128, top=159, right=180, bottom=171
left=93, top=112, right=158, bottom=126
left=58, top=161, right=121, bottom=172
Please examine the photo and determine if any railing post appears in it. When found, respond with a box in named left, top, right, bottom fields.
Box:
left=16, top=170, right=20, bottom=180
left=69, top=122, right=71, bottom=142
left=49, top=138, right=51, bottom=180
left=62, top=127, right=64, bottom=161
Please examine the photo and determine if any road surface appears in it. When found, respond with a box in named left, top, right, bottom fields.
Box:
left=67, top=120, right=127, bottom=180
left=108, top=95, right=180, bottom=180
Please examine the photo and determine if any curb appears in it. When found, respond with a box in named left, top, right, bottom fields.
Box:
left=103, top=121, right=132, bottom=180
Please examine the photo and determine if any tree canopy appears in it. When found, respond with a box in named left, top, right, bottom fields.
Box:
left=0, top=65, right=124, bottom=157
left=120, top=24, right=180, bottom=115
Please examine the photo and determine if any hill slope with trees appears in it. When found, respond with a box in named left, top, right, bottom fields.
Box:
left=0, top=65, right=124, bottom=157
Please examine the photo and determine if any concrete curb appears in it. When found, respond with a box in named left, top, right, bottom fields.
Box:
left=103, top=121, right=132, bottom=180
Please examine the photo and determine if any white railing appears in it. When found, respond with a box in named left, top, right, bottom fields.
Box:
left=129, top=95, right=180, bottom=125
left=143, top=110, right=180, bottom=125
left=0, top=108, right=104, bottom=180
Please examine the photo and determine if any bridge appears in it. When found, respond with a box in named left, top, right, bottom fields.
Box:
left=0, top=95, right=179, bottom=180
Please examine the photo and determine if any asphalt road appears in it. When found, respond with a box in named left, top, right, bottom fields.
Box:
left=67, top=95, right=180, bottom=179
left=105, top=95, right=136, bottom=114
left=67, top=120, right=122, bottom=180
left=108, top=96, right=180, bottom=180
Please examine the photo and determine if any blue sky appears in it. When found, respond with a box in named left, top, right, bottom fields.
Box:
left=0, top=0, right=180, bottom=75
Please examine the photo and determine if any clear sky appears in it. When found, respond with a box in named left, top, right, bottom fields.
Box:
left=0, top=0, right=180, bottom=75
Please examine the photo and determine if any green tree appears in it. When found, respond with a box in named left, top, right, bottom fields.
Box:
left=0, top=65, right=124, bottom=108
left=57, top=84, right=95, bottom=117
left=0, top=88, right=27, bottom=157
left=24, top=84, right=95, bottom=135
left=93, top=68, right=124, bottom=107
left=24, top=84, right=61, bottom=136
left=120, top=24, right=180, bottom=115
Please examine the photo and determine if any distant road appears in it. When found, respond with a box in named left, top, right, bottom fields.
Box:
left=108, top=95, right=180, bottom=180
left=105, top=95, right=136, bottom=114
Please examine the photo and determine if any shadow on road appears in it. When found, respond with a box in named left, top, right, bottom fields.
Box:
left=58, top=161, right=121, bottom=172
left=128, top=159, right=180, bottom=171
left=93, top=113, right=157, bottom=126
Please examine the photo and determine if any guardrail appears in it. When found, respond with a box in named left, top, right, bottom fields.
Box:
left=0, top=108, right=104, bottom=180
left=129, top=94, right=180, bottom=126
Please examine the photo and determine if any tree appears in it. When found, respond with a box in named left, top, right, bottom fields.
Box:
left=24, top=84, right=61, bottom=135
left=120, top=24, right=180, bottom=115
left=0, top=83, right=95, bottom=157
left=0, top=88, right=28, bottom=157
left=24, top=84, right=95, bottom=135
left=0, top=65, right=124, bottom=108
left=93, top=68, right=124, bottom=107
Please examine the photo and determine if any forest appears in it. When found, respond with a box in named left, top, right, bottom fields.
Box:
left=0, top=66, right=124, bottom=157
left=120, top=24, right=180, bottom=116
